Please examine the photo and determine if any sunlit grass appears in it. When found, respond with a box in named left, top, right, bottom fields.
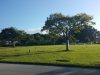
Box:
left=0, top=44, right=100, bottom=68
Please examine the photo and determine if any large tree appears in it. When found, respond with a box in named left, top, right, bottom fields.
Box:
left=0, top=27, right=26, bottom=47
left=41, top=13, right=95, bottom=51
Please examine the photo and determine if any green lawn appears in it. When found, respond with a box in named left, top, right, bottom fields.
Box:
left=0, top=44, right=100, bottom=68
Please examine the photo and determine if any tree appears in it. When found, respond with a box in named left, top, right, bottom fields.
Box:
left=41, top=13, right=95, bottom=51
left=33, top=33, right=52, bottom=45
left=96, top=31, right=100, bottom=43
left=75, top=25, right=97, bottom=43
left=0, top=27, right=26, bottom=47
left=41, top=13, right=71, bottom=50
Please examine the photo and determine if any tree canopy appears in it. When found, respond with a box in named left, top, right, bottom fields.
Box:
left=41, top=13, right=96, bottom=51
left=0, top=27, right=26, bottom=47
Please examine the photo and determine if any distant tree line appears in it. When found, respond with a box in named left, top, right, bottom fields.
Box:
left=0, top=13, right=100, bottom=47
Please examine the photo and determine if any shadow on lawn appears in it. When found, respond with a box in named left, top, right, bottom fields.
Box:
left=0, top=53, right=32, bottom=58
left=35, top=50, right=72, bottom=54
left=0, top=58, right=3, bottom=60
left=95, top=62, right=100, bottom=68
left=56, top=60, right=69, bottom=62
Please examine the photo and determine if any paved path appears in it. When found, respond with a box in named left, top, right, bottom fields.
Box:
left=0, top=63, right=100, bottom=75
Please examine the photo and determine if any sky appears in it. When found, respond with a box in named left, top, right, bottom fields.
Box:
left=0, top=0, right=100, bottom=34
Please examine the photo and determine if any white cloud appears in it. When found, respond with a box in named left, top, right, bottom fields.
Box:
left=25, top=28, right=46, bottom=34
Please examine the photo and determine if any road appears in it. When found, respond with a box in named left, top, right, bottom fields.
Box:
left=0, top=63, right=100, bottom=75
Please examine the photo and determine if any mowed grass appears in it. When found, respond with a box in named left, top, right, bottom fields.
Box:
left=0, top=44, right=100, bottom=68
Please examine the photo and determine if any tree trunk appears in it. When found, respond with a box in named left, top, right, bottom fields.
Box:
left=53, top=39, right=56, bottom=45
left=12, top=41, right=16, bottom=47
left=66, top=39, right=69, bottom=51
left=65, top=29, right=69, bottom=51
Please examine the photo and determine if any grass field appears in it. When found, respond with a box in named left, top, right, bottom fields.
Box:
left=0, top=44, right=100, bottom=68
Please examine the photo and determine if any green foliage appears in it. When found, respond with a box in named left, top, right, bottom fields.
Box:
left=41, top=13, right=96, bottom=50
left=75, top=25, right=97, bottom=43
left=0, top=27, right=26, bottom=47
left=41, top=13, right=66, bottom=36
left=42, top=13, right=95, bottom=36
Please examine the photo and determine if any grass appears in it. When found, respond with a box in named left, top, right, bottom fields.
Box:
left=0, top=44, right=100, bottom=68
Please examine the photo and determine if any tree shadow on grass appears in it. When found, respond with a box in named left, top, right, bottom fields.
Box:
left=34, top=49, right=73, bottom=54
left=95, top=62, right=100, bottom=68
left=0, top=53, right=33, bottom=58
left=55, top=49, right=73, bottom=52
left=0, top=58, right=3, bottom=60
left=56, top=60, right=69, bottom=62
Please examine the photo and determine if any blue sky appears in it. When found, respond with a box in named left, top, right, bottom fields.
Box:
left=0, top=0, right=100, bottom=34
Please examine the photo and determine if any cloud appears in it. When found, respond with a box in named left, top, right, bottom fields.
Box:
left=25, top=28, right=46, bottom=34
